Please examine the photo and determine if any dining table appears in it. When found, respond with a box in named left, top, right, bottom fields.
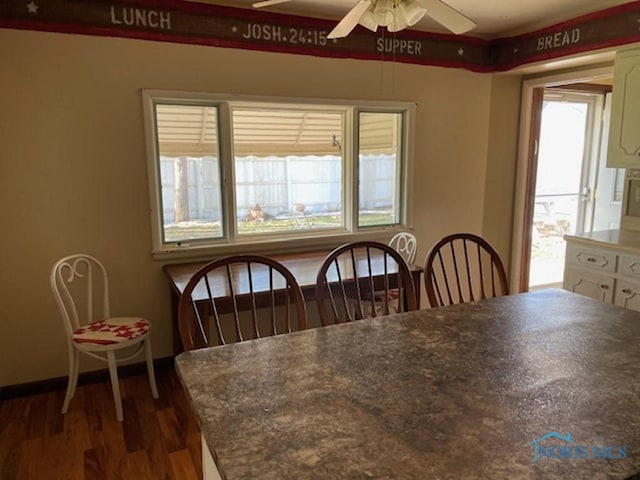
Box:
left=175, top=288, right=640, bottom=479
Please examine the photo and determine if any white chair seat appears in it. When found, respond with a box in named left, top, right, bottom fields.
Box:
left=73, top=317, right=150, bottom=345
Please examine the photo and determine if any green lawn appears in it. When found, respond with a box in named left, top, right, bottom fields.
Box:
left=164, top=212, right=394, bottom=242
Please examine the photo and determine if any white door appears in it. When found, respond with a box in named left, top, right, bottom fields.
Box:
left=528, top=90, right=608, bottom=288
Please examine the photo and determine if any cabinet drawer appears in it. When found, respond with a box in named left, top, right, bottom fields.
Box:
left=618, top=255, right=640, bottom=279
left=565, top=244, right=617, bottom=273
left=614, top=279, right=640, bottom=312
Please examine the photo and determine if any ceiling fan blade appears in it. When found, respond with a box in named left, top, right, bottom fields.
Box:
left=327, top=0, right=371, bottom=39
left=422, top=0, right=476, bottom=34
left=252, top=0, right=292, bottom=8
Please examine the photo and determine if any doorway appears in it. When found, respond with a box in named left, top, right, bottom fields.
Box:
left=511, top=66, right=623, bottom=292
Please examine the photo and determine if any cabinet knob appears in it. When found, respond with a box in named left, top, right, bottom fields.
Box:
left=622, top=288, right=633, bottom=294
left=600, top=284, right=610, bottom=290
left=587, top=257, right=596, bottom=263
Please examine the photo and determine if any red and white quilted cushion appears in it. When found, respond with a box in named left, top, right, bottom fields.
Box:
left=351, top=289, right=403, bottom=318
left=73, top=317, right=150, bottom=345
left=374, top=288, right=401, bottom=302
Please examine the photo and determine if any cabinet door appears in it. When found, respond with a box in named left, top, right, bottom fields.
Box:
left=614, top=279, right=640, bottom=312
left=607, top=48, right=640, bottom=168
left=563, top=267, right=614, bottom=303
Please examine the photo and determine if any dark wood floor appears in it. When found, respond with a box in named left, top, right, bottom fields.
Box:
left=0, top=368, right=202, bottom=480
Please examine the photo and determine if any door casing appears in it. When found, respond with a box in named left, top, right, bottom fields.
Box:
left=511, top=66, right=613, bottom=292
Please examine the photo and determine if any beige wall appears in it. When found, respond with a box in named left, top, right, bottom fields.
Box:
left=0, top=28, right=521, bottom=386
left=482, top=74, right=523, bottom=273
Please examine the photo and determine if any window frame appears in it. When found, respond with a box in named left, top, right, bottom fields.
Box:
left=142, top=90, right=415, bottom=259
left=355, top=109, right=406, bottom=228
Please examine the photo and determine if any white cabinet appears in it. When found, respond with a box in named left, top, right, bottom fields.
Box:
left=607, top=48, right=640, bottom=168
left=563, top=232, right=640, bottom=312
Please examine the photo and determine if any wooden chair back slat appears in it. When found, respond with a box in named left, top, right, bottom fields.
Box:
left=223, top=264, right=242, bottom=343
left=268, top=269, right=276, bottom=336
left=424, top=233, right=509, bottom=308
left=475, top=242, right=485, bottom=300
left=330, top=258, right=355, bottom=322
left=186, top=297, right=209, bottom=349
left=463, top=239, right=476, bottom=301
left=349, top=249, right=363, bottom=319
left=178, top=255, right=307, bottom=351
left=315, top=241, right=418, bottom=326
left=450, top=241, right=464, bottom=304
left=204, top=273, right=219, bottom=344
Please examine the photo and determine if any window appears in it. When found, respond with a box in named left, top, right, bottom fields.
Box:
left=358, top=112, right=403, bottom=227
left=613, top=168, right=625, bottom=203
left=143, top=91, right=414, bottom=255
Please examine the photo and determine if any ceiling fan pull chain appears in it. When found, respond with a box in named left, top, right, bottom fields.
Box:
left=380, top=28, right=385, bottom=96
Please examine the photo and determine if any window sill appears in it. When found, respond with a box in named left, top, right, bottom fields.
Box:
left=152, top=228, right=408, bottom=262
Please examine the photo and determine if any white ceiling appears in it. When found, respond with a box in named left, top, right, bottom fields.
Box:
left=186, top=0, right=636, bottom=38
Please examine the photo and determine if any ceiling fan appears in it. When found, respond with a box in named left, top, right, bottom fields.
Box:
left=252, top=0, right=477, bottom=38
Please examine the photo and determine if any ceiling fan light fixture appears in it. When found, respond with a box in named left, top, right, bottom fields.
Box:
left=358, top=6, right=379, bottom=32
left=373, top=0, right=395, bottom=27
left=398, top=0, right=427, bottom=26
left=256, top=0, right=476, bottom=38
left=388, top=8, right=409, bottom=32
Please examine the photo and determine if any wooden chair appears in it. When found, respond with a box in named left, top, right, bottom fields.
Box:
left=424, top=233, right=509, bottom=307
left=50, top=254, right=158, bottom=422
left=315, top=241, right=418, bottom=326
left=177, top=255, right=307, bottom=351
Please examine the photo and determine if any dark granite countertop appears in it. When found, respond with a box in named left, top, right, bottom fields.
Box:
left=175, top=289, right=640, bottom=479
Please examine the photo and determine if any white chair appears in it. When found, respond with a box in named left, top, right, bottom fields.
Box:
left=365, top=232, right=418, bottom=314
left=50, top=254, right=158, bottom=422
left=339, top=234, right=419, bottom=318
left=316, top=241, right=418, bottom=325
left=388, top=231, right=417, bottom=265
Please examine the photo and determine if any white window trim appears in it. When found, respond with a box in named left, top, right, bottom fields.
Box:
left=142, top=89, right=416, bottom=260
